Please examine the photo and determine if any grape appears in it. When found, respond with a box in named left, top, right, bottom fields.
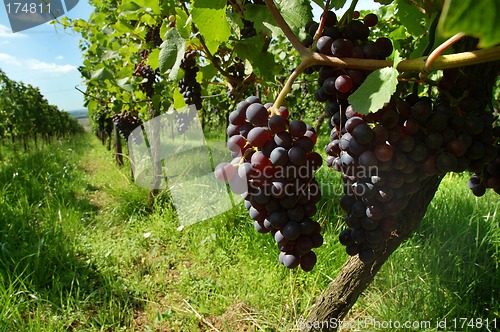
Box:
left=300, top=251, right=317, bottom=271
left=345, top=20, right=370, bottom=41
left=316, top=36, right=333, bottom=55
left=335, top=75, right=353, bottom=93
left=246, top=103, right=269, bottom=126
left=321, top=10, right=337, bottom=26
left=270, top=147, right=289, bottom=166
left=268, top=114, right=287, bottom=134
left=358, top=248, right=375, bottom=263
left=331, top=39, right=354, bottom=57
left=288, top=146, right=307, bottom=165
left=375, top=37, right=393, bottom=58
left=247, top=127, right=271, bottom=147
left=363, top=13, right=378, bottom=27
left=289, top=120, right=307, bottom=137
left=352, top=123, right=373, bottom=144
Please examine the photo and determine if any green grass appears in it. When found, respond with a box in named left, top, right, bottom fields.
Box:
left=354, top=173, right=499, bottom=331
left=0, top=133, right=498, bottom=331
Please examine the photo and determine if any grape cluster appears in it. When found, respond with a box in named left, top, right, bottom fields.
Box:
left=175, top=106, right=198, bottom=135
left=97, top=113, right=113, bottom=137
left=469, top=151, right=500, bottom=195
left=112, top=112, right=143, bottom=142
left=303, top=11, right=392, bottom=107
left=304, top=12, right=498, bottom=262
left=326, top=84, right=498, bottom=262
left=226, top=59, right=246, bottom=100
left=145, top=24, right=162, bottom=47
left=133, top=62, right=158, bottom=97
left=240, top=0, right=266, bottom=38
left=178, top=51, right=202, bottom=110
left=215, top=96, right=324, bottom=271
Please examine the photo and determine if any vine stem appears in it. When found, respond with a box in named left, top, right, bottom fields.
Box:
left=264, top=0, right=500, bottom=107
left=271, top=60, right=312, bottom=114
left=312, top=0, right=331, bottom=47
left=424, top=32, right=466, bottom=72
left=264, top=0, right=309, bottom=57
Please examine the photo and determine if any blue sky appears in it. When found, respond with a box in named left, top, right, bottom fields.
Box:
left=0, top=0, right=379, bottom=112
left=0, top=1, right=93, bottom=111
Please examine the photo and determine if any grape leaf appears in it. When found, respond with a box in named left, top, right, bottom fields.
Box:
left=280, top=0, right=313, bottom=36
left=330, top=0, right=348, bottom=10
left=91, top=67, right=113, bottom=81
left=191, top=0, right=231, bottom=54
left=348, top=67, right=399, bottom=115
left=438, top=0, right=500, bottom=48
left=159, top=28, right=185, bottom=76
left=395, top=0, right=427, bottom=36
left=234, top=35, right=276, bottom=82
left=116, top=77, right=134, bottom=92
left=147, top=49, right=160, bottom=70
left=245, top=4, right=281, bottom=38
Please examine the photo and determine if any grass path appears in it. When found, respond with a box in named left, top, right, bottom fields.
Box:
left=0, top=133, right=498, bottom=331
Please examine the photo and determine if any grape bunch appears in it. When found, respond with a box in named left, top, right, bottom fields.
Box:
left=178, top=50, right=203, bottom=110
left=145, top=24, right=162, bottom=47
left=325, top=78, right=498, bottom=262
left=303, top=11, right=392, bottom=108
left=226, top=59, right=246, bottom=100
left=303, top=11, right=498, bottom=263
left=97, top=113, right=113, bottom=138
left=468, top=150, right=500, bottom=195
left=133, top=62, right=158, bottom=98
left=175, top=106, right=198, bottom=135
left=240, top=0, right=266, bottom=39
left=112, top=112, right=143, bottom=142
left=215, top=96, right=324, bottom=271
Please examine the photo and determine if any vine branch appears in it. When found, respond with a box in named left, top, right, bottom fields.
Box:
left=424, top=32, right=466, bottom=72
left=264, top=0, right=500, bottom=108
left=264, top=0, right=309, bottom=57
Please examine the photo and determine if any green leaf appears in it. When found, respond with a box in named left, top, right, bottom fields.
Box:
left=393, top=50, right=403, bottom=67
left=91, top=67, right=114, bottom=81
left=158, top=28, right=185, bottom=75
left=330, top=0, right=348, bottom=10
left=147, top=49, right=160, bottom=70
left=116, top=77, right=134, bottom=92
left=191, top=0, right=231, bottom=54
left=395, top=0, right=427, bottom=36
left=245, top=4, right=281, bottom=38
left=175, top=7, right=191, bottom=39
left=199, top=63, right=218, bottom=81
left=280, top=0, right=313, bottom=36
left=438, top=0, right=500, bottom=48
left=348, top=67, right=399, bottom=115
left=234, top=35, right=276, bottom=81
left=173, top=87, right=186, bottom=109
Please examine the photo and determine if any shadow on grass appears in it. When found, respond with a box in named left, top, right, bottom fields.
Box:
left=359, top=173, right=499, bottom=327
left=0, top=135, right=143, bottom=330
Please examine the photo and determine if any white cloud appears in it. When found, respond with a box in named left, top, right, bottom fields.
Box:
left=0, top=53, right=22, bottom=66
left=55, top=55, right=64, bottom=60
left=0, top=24, right=27, bottom=38
left=0, top=52, right=77, bottom=73
left=26, top=59, right=77, bottom=73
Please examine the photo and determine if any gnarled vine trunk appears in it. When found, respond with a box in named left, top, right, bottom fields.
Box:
left=301, top=175, right=443, bottom=331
